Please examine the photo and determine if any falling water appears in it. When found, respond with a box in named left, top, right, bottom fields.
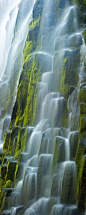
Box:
left=0, top=0, right=36, bottom=150
left=0, top=0, right=85, bottom=215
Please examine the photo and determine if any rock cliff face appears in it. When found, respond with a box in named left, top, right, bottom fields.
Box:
left=0, top=0, right=86, bottom=214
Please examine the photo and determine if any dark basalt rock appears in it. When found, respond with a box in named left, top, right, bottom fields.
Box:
left=61, top=162, right=77, bottom=204
left=14, top=205, right=25, bottom=215
left=6, top=160, right=17, bottom=182
left=52, top=136, right=65, bottom=172
left=63, top=205, right=78, bottom=215
left=78, top=155, right=86, bottom=211
left=1, top=188, right=13, bottom=197
left=69, top=131, right=79, bottom=160
left=79, top=88, right=86, bottom=103
left=1, top=164, right=7, bottom=180
left=80, top=137, right=86, bottom=147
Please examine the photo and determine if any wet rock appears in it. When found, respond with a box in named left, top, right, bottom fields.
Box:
left=71, top=114, right=80, bottom=131
left=19, top=152, right=30, bottom=163
left=29, top=24, right=40, bottom=47
left=80, top=116, right=86, bottom=133
left=1, top=164, right=7, bottom=180
left=16, top=162, right=25, bottom=180
left=68, top=89, right=79, bottom=115
left=76, top=137, right=86, bottom=174
left=59, top=127, right=69, bottom=138
left=37, top=154, right=52, bottom=198
left=67, top=34, right=83, bottom=48
left=0, top=151, right=3, bottom=164
left=21, top=172, right=36, bottom=205
left=47, top=197, right=60, bottom=215
left=79, top=88, right=86, bottom=103
left=78, top=155, right=86, bottom=211
left=3, top=156, right=13, bottom=164
left=61, top=161, right=77, bottom=204
left=6, top=160, right=17, bottom=182
left=52, top=204, right=65, bottom=215
left=80, top=137, right=86, bottom=147
left=33, top=0, right=44, bottom=19
left=10, top=191, right=21, bottom=207
left=3, top=127, right=20, bottom=155
left=14, top=205, right=25, bottom=215
left=52, top=136, right=65, bottom=172
left=51, top=174, right=62, bottom=197
left=63, top=205, right=78, bottom=215
left=39, top=132, right=49, bottom=154
left=24, top=208, right=35, bottom=215
left=69, top=131, right=79, bottom=160
left=80, top=103, right=86, bottom=115
left=1, top=116, right=11, bottom=140
left=1, top=188, right=13, bottom=197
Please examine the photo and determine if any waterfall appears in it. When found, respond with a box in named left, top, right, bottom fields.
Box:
left=0, top=0, right=35, bottom=149
left=0, top=0, right=86, bottom=215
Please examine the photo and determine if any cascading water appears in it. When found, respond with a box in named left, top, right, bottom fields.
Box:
left=0, top=0, right=35, bottom=150
left=0, top=0, right=86, bottom=215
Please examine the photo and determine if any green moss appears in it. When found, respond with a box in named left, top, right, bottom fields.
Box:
left=0, top=188, right=4, bottom=211
left=52, top=136, right=65, bottom=173
left=23, top=56, right=41, bottom=126
left=84, top=29, right=86, bottom=44
left=14, top=161, right=19, bottom=184
left=8, top=127, right=20, bottom=155
left=29, top=17, right=40, bottom=30
left=79, top=89, right=86, bottom=103
left=76, top=137, right=86, bottom=174
left=5, top=161, right=17, bottom=182
left=4, top=180, right=12, bottom=188
left=1, top=165, right=7, bottom=181
left=14, top=127, right=28, bottom=159
left=3, top=131, right=11, bottom=153
left=60, top=57, right=69, bottom=99
left=77, top=156, right=86, bottom=211
left=79, top=116, right=86, bottom=136
left=61, top=105, right=68, bottom=128
left=23, top=41, right=33, bottom=64
left=80, top=103, right=86, bottom=115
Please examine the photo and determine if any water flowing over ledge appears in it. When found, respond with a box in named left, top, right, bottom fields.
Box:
left=0, top=0, right=86, bottom=215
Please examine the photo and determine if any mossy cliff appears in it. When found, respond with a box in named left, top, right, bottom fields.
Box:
left=0, top=0, right=86, bottom=213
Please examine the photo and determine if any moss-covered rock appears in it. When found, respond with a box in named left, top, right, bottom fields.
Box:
left=76, top=137, right=86, bottom=173
left=5, top=160, right=17, bottom=182
left=77, top=155, right=86, bottom=211
left=69, top=131, right=79, bottom=160
left=1, top=165, right=7, bottom=181
left=79, top=115, right=86, bottom=134
left=79, top=88, right=86, bottom=103
left=52, top=136, right=65, bottom=173
left=80, top=103, right=86, bottom=115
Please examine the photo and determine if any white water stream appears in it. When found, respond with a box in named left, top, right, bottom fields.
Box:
left=0, top=0, right=36, bottom=150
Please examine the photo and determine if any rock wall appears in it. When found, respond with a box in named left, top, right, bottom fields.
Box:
left=0, top=0, right=86, bottom=213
